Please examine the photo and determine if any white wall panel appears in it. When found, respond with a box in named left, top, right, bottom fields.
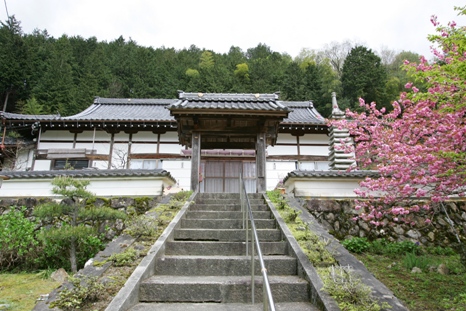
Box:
left=285, top=179, right=361, bottom=197
left=38, top=142, right=74, bottom=149
left=132, top=132, right=158, bottom=142
left=0, top=177, right=175, bottom=198
left=276, top=133, right=296, bottom=144
left=93, top=143, right=110, bottom=154
left=299, top=133, right=329, bottom=144
left=159, top=132, right=179, bottom=142
left=300, top=146, right=329, bottom=156
left=111, top=144, right=129, bottom=169
left=92, top=161, right=109, bottom=169
left=159, top=144, right=183, bottom=154
left=162, top=160, right=191, bottom=190
left=266, top=161, right=296, bottom=190
left=40, top=131, right=72, bottom=141
left=131, top=144, right=157, bottom=154
left=267, top=145, right=296, bottom=155
left=34, top=160, right=51, bottom=170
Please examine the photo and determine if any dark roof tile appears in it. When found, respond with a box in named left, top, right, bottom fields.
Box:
left=284, top=170, right=379, bottom=183
left=1, top=169, right=176, bottom=183
left=2, top=95, right=326, bottom=126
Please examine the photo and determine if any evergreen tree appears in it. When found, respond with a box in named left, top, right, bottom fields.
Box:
left=341, top=46, right=388, bottom=109
left=0, top=15, right=28, bottom=112
left=34, top=176, right=126, bottom=272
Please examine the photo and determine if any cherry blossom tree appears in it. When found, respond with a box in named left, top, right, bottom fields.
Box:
left=331, top=6, right=466, bottom=262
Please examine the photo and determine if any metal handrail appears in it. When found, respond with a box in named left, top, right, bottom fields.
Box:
left=239, top=174, right=276, bottom=311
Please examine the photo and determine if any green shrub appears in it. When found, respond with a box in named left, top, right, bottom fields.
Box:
left=50, top=276, right=105, bottom=311
left=367, top=239, right=387, bottom=255
left=0, top=207, right=39, bottom=270
left=425, top=246, right=456, bottom=256
left=386, top=240, right=420, bottom=255
left=320, top=265, right=390, bottom=311
left=34, top=228, right=105, bottom=271
left=342, top=237, right=370, bottom=254
left=104, top=247, right=139, bottom=267
left=283, top=208, right=301, bottom=223
left=403, top=252, right=434, bottom=271
left=124, top=214, right=159, bottom=237
left=172, top=190, right=192, bottom=202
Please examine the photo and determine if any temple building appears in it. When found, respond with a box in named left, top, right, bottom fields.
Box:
left=0, top=91, right=358, bottom=196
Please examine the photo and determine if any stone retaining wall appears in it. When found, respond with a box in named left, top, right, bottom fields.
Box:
left=0, top=196, right=162, bottom=240
left=304, top=199, right=466, bottom=247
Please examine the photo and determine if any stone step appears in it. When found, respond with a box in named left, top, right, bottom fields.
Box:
left=165, top=241, right=288, bottom=256
left=194, top=199, right=265, bottom=205
left=180, top=219, right=276, bottom=229
left=190, top=203, right=269, bottom=211
left=129, top=302, right=318, bottom=311
left=154, top=255, right=297, bottom=276
left=197, top=193, right=263, bottom=200
left=174, top=228, right=282, bottom=241
left=139, top=275, right=309, bottom=303
left=185, top=210, right=271, bottom=219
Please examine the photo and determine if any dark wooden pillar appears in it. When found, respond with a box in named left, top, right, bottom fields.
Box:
left=256, top=132, right=266, bottom=193
left=108, top=133, right=115, bottom=169
left=191, top=132, right=201, bottom=192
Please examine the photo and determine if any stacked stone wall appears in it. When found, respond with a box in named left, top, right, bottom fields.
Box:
left=304, top=199, right=466, bottom=247
left=0, top=196, right=162, bottom=240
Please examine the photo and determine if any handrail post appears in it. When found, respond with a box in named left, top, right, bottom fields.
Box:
left=251, top=222, right=255, bottom=304
left=239, top=176, right=275, bottom=311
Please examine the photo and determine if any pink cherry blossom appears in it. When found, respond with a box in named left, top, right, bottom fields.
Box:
left=328, top=9, right=466, bottom=231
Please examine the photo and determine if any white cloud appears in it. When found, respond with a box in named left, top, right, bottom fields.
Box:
left=3, top=0, right=465, bottom=57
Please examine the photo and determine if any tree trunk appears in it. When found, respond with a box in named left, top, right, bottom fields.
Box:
left=70, top=235, right=77, bottom=273
left=2, top=91, right=10, bottom=112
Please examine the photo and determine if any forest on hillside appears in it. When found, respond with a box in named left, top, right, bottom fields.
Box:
left=0, top=15, right=423, bottom=117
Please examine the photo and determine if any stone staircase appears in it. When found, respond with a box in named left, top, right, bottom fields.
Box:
left=128, top=193, right=318, bottom=311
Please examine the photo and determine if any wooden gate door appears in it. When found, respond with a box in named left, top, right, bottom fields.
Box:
left=200, top=160, right=256, bottom=193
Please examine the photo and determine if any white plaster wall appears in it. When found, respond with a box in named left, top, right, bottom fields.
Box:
left=114, top=132, right=129, bottom=141
left=276, top=133, right=296, bottom=144
left=159, top=144, right=183, bottom=154
left=75, top=130, right=98, bottom=140
left=299, top=133, right=329, bottom=144
left=267, top=145, right=297, bottom=156
left=300, top=145, right=329, bottom=156
left=39, top=130, right=72, bottom=141
left=266, top=161, right=296, bottom=190
left=38, top=142, right=74, bottom=149
left=92, top=161, right=109, bottom=169
left=132, top=132, right=158, bottom=142
left=111, top=143, right=130, bottom=169
left=131, top=144, right=157, bottom=154
left=93, top=142, right=111, bottom=155
left=284, top=178, right=361, bottom=197
left=162, top=160, right=191, bottom=190
left=159, top=132, right=179, bottom=142
left=0, top=177, right=174, bottom=197
left=34, top=160, right=52, bottom=170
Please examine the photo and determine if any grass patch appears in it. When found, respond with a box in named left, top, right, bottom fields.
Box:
left=269, top=191, right=466, bottom=310
left=0, top=191, right=192, bottom=311
left=355, top=252, right=466, bottom=311
left=0, top=272, right=59, bottom=311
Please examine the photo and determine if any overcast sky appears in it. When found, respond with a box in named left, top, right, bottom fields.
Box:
left=2, top=1, right=465, bottom=58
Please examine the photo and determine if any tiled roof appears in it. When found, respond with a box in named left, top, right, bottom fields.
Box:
left=284, top=170, right=379, bottom=183
left=169, top=92, right=289, bottom=112
left=1, top=112, right=60, bottom=121
left=280, top=101, right=325, bottom=124
left=1, top=169, right=176, bottom=183
left=2, top=95, right=326, bottom=125
left=66, top=97, right=177, bottom=122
